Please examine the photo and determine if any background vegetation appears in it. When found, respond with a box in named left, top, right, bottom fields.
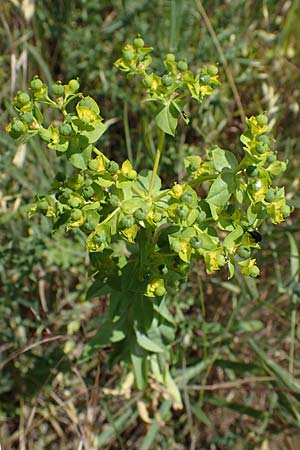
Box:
left=1, top=1, right=300, bottom=449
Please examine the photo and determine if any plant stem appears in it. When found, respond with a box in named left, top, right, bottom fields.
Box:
left=148, top=129, right=165, bottom=197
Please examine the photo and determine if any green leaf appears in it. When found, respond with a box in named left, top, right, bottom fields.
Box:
left=81, top=120, right=107, bottom=143
left=212, top=147, right=238, bottom=172
left=155, top=103, right=178, bottom=136
left=131, top=351, right=148, bottom=390
left=136, top=169, right=161, bottom=194
left=78, top=319, right=113, bottom=363
left=206, top=396, right=265, bottom=419
left=135, top=329, right=164, bottom=353
left=223, top=225, right=244, bottom=248
left=207, top=171, right=236, bottom=208
left=66, top=136, right=92, bottom=169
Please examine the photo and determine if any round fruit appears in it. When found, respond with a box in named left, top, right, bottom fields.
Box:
left=200, top=74, right=211, bottom=84
left=22, top=112, right=34, bottom=125
left=71, top=209, right=82, bottom=221
left=152, top=212, right=162, bottom=222
left=38, top=199, right=48, bottom=211
left=68, top=79, right=80, bottom=92
left=162, top=75, right=173, bottom=86
left=134, top=208, right=147, bottom=221
left=59, top=123, right=72, bottom=136
left=267, top=153, right=276, bottom=163
left=17, top=92, right=30, bottom=106
left=256, top=114, right=268, bottom=126
left=177, top=60, right=188, bottom=71
left=11, top=120, right=25, bottom=133
left=107, top=161, right=119, bottom=173
left=133, top=37, right=144, bottom=48
left=123, top=50, right=135, bottom=61
left=154, top=285, right=166, bottom=297
left=190, top=237, right=202, bottom=249
left=83, top=186, right=94, bottom=199
left=30, top=78, right=43, bottom=91
left=207, top=65, right=218, bottom=76
left=51, top=83, right=64, bottom=97
left=237, top=246, right=251, bottom=259
left=246, top=165, right=259, bottom=177
left=257, top=135, right=269, bottom=143
left=68, top=196, right=81, bottom=208
left=256, top=142, right=267, bottom=154
left=109, top=194, right=119, bottom=207
left=119, top=215, right=134, bottom=229
left=165, top=53, right=176, bottom=62
left=281, top=205, right=291, bottom=217
left=265, top=190, right=275, bottom=203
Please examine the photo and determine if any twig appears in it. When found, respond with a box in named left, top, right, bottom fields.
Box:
left=0, top=335, right=65, bottom=370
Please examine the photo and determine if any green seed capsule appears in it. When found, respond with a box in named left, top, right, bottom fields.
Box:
left=161, top=75, right=173, bottom=86
left=200, top=74, right=211, bottom=84
left=267, top=153, right=276, bottom=163
left=257, top=135, right=269, bottom=143
left=120, top=215, right=134, bottom=229
left=123, top=50, right=135, bottom=61
left=68, top=79, right=80, bottom=92
left=59, top=123, right=72, bottom=136
left=237, top=246, right=251, bottom=259
left=71, top=208, right=82, bottom=221
left=17, top=92, right=30, bottom=106
left=207, top=65, right=218, bottom=76
left=134, top=208, right=147, bottom=221
left=22, top=112, right=34, bottom=125
left=30, top=78, right=43, bottom=91
left=177, top=60, right=188, bottom=71
left=107, top=161, right=119, bottom=174
left=154, top=285, right=166, bottom=297
left=68, top=196, right=81, bottom=208
left=256, top=142, right=267, bottom=154
left=11, top=120, right=25, bottom=133
left=38, top=199, right=49, bottom=211
left=133, top=37, right=144, bottom=48
left=82, top=186, right=94, bottom=199
left=51, top=83, right=65, bottom=97
left=109, top=194, right=119, bottom=207
left=165, top=53, right=176, bottom=62
left=190, top=237, right=202, bottom=249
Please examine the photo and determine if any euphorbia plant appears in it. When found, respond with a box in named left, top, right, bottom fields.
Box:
left=7, top=37, right=291, bottom=406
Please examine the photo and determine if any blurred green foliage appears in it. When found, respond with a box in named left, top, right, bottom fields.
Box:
left=1, top=1, right=300, bottom=449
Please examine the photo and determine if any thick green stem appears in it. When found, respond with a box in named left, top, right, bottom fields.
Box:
left=148, top=129, right=165, bottom=197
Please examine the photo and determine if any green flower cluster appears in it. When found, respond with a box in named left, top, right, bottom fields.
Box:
left=6, top=38, right=292, bottom=396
